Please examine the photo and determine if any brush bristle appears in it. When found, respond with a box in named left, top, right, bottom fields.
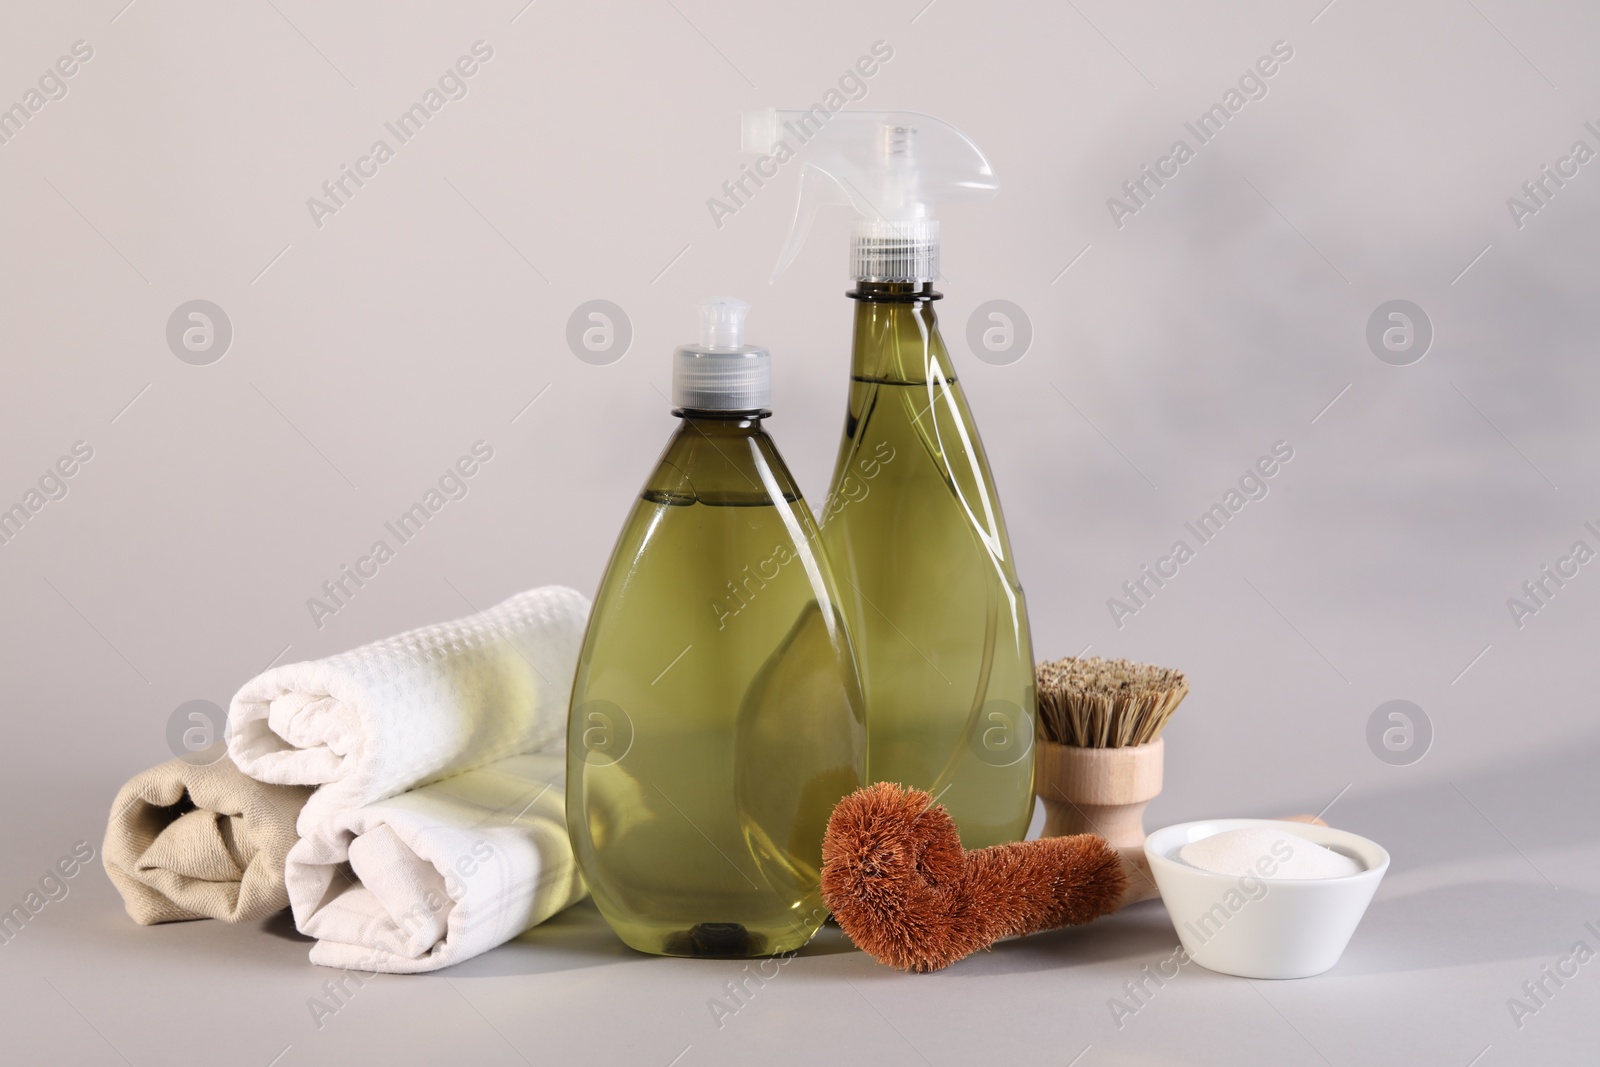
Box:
left=1035, top=656, right=1189, bottom=748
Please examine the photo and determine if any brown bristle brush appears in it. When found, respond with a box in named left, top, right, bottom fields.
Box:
left=1035, top=656, right=1186, bottom=851
left=1036, top=655, right=1190, bottom=750
left=820, top=782, right=1128, bottom=973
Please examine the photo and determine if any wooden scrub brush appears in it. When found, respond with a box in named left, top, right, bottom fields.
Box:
left=1035, top=656, right=1187, bottom=851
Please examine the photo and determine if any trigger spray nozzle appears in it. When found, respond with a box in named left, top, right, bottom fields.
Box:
left=741, top=109, right=998, bottom=283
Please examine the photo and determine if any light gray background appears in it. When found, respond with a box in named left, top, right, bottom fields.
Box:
left=2, top=0, right=1597, bottom=1064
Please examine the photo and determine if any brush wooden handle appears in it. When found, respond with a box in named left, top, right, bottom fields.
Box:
left=1035, top=738, right=1163, bottom=849
left=1115, top=847, right=1162, bottom=906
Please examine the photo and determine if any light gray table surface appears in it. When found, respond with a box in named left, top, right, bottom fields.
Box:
left=5, top=741, right=1595, bottom=1067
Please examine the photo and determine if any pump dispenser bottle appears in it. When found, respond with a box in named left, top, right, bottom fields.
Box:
left=743, top=111, right=1036, bottom=850
left=567, top=297, right=865, bottom=958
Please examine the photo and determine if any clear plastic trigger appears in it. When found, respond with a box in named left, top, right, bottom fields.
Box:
left=770, top=164, right=861, bottom=284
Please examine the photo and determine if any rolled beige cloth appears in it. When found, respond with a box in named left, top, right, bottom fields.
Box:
left=103, top=747, right=312, bottom=924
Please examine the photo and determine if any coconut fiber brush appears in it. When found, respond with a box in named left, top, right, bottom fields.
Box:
left=821, top=782, right=1130, bottom=973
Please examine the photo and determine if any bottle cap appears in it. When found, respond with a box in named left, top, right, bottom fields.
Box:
left=673, top=297, right=771, bottom=413
left=850, top=217, right=940, bottom=283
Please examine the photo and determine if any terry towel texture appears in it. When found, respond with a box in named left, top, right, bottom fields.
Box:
left=228, top=585, right=589, bottom=826
left=286, top=752, right=584, bottom=974
left=102, top=749, right=312, bottom=924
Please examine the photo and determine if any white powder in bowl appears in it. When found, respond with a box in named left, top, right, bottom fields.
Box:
left=1178, top=826, right=1363, bottom=880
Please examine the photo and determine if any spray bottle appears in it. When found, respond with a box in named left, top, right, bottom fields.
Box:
left=742, top=110, right=1035, bottom=849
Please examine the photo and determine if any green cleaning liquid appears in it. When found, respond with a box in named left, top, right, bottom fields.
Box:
left=567, top=299, right=865, bottom=958
left=739, top=109, right=1037, bottom=848
left=819, top=282, right=1036, bottom=849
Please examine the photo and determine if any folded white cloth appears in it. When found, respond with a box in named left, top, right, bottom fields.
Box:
left=286, top=752, right=585, bottom=973
left=228, top=586, right=588, bottom=826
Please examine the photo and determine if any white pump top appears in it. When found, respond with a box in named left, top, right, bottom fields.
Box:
left=672, top=297, right=771, bottom=413
left=697, top=295, right=748, bottom=349
left=741, top=109, right=999, bottom=283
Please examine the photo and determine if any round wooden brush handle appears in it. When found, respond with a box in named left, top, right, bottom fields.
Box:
left=1036, top=738, right=1163, bottom=849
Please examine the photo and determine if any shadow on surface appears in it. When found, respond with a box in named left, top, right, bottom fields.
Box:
left=1334, top=879, right=1599, bottom=976
left=260, top=908, right=313, bottom=943
left=1277, top=732, right=1600, bottom=873
left=906, top=901, right=1183, bottom=980
left=433, top=899, right=860, bottom=978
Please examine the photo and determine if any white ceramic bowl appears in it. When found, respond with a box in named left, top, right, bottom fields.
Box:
left=1144, top=818, right=1389, bottom=980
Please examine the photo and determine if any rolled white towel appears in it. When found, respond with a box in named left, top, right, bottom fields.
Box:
left=287, top=752, right=584, bottom=974
left=228, top=585, right=588, bottom=825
